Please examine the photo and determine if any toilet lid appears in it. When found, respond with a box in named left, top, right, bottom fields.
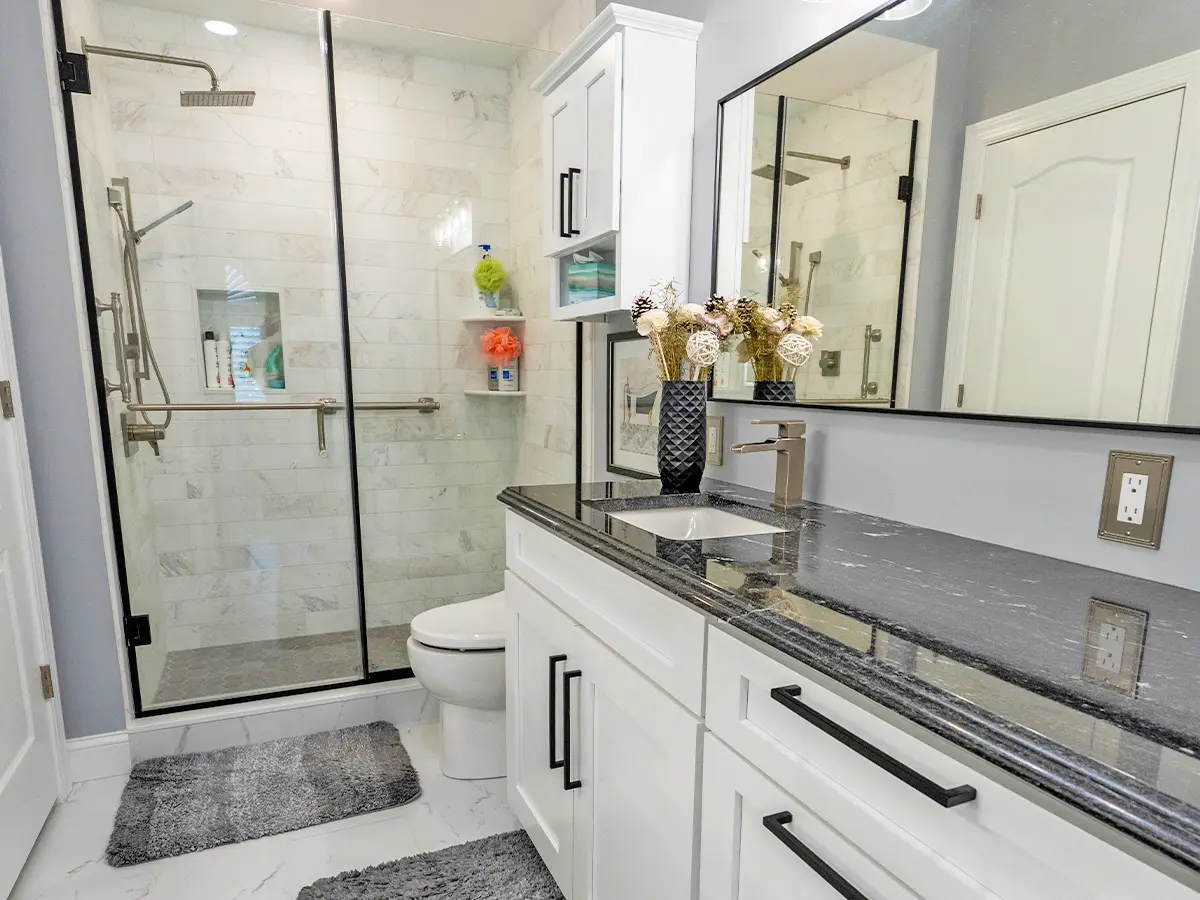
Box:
left=410, top=592, right=506, bottom=650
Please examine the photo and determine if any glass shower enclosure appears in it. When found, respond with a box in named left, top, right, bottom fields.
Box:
left=60, top=0, right=557, bottom=713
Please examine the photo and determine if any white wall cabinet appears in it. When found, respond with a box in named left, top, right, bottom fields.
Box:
left=506, top=568, right=701, bottom=900
left=533, top=5, right=702, bottom=320
left=505, top=515, right=1200, bottom=900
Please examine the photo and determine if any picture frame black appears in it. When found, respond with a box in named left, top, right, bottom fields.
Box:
left=606, top=331, right=660, bottom=480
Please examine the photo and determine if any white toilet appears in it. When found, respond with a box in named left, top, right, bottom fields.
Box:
left=407, top=592, right=506, bottom=780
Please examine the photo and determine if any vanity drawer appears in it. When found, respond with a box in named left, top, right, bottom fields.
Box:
left=700, top=732, right=992, bottom=900
left=505, top=511, right=706, bottom=714
left=705, top=626, right=1195, bottom=900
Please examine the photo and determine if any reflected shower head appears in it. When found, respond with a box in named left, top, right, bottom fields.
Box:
left=181, top=89, right=256, bottom=108
left=752, top=164, right=807, bottom=186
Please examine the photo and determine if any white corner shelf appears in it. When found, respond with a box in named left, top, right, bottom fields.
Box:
left=461, top=315, right=526, bottom=323
left=464, top=390, right=527, bottom=397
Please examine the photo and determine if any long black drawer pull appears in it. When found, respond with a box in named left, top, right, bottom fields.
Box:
left=558, top=172, right=570, bottom=238
left=563, top=669, right=582, bottom=791
left=771, top=685, right=977, bottom=808
left=763, top=811, right=868, bottom=900
left=567, top=167, right=581, bottom=236
left=549, top=654, right=567, bottom=770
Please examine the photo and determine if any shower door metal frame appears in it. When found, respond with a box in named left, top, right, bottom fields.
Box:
left=48, top=2, right=428, bottom=716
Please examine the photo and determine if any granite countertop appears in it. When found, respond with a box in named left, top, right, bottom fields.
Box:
left=498, top=479, right=1200, bottom=875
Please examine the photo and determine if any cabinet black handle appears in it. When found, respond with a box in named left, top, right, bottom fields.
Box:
left=549, top=654, right=567, bottom=770
left=771, top=685, right=977, bottom=808
left=558, top=172, right=570, bottom=238
left=763, top=811, right=868, bottom=900
left=567, top=167, right=581, bottom=236
left=563, top=668, right=582, bottom=791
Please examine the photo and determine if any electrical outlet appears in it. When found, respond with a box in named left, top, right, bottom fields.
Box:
left=1117, top=473, right=1148, bottom=525
left=1098, top=451, right=1173, bottom=549
left=1082, top=599, right=1147, bottom=697
left=706, top=417, right=724, bottom=466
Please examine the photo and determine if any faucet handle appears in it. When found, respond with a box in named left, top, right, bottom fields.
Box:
left=750, top=419, right=806, bottom=438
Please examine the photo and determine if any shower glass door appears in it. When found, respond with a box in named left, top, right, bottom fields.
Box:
left=65, top=0, right=366, bottom=710
left=774, top=98, right=916, bottom=406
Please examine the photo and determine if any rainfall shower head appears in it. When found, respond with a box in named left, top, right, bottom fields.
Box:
left=752, top=164, right=808, bottom=186
left=181, top=89, right=256, bottom=108
left=81, top=39, right=256, bottom=109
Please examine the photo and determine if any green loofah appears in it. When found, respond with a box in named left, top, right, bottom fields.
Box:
left=473, top=256, right=506, bottom=293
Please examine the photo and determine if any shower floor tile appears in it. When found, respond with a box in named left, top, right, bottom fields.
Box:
left=150, top=625, right=412, bottom=708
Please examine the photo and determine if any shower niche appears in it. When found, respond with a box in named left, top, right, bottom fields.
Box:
left=196, top=290, right=285, bottom=395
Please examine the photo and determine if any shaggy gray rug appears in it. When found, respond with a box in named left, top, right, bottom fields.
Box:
left=107, top=721, right=421, bottom=866
left=297, top=830, right=564, bottom=900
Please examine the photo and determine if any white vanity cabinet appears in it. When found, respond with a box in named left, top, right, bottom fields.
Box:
left=504, top=527, right=705, bottom=900
left=533, top=5, right=701, bottom=320
left=504, top=512, right=1200, bottom=900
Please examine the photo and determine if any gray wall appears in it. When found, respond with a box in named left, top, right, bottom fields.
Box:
left=692, top=0, right=1200, bottom=591
left=0, top=0, right=128, bottom=738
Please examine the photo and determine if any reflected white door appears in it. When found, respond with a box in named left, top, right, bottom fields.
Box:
left=960, top=89, right=1184, bottom=421
left=0, top=254, right=60, bottom=897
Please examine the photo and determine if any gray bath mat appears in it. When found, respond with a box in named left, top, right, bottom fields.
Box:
left=107, top=721, right=421, bottom=866
left=297, top=830, right=563, bottom=900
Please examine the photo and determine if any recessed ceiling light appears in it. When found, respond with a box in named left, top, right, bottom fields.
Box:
left=878, top=0, right=933, bottom=19
left=205, top=20, right=238, bottom=36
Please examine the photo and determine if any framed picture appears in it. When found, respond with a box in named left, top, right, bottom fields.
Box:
left=607, top=332, right=661, bottom=479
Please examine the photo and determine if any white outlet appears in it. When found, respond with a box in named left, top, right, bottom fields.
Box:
left=1095, top=622, right=1127, bottom=673
left=1118, top=473, right=1149, bottom=525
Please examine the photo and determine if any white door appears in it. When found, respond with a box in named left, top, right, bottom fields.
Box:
left=570, top=624, right=700, bottom=900
left=505, top=572, right=579, bottom=896
left=700, top=734, right=959, bottom=900
left=0, top=254, right=61, bottom=897
left=571, top=34, right=620, bottom=245
left=958, top=89, right=1184, bottom=421
left=544, top=84, right=585, bottom=257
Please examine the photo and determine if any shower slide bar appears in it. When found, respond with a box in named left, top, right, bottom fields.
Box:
left=125, top=397, right=440, bottom=457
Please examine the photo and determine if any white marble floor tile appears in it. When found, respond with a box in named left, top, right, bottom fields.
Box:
left=11, top=723, right=518, bottom=900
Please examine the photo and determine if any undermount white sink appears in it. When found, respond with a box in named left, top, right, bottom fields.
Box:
left=606, top=506, right=785, bottom=541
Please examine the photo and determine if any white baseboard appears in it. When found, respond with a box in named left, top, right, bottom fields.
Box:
left=66, top=732, right=131, bottom=785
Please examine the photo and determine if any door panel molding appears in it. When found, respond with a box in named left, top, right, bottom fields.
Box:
left=943, top=48, right=1200, bottom=422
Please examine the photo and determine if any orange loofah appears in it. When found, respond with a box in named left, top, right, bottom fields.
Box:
left=480, top=327, right=522, bottom=365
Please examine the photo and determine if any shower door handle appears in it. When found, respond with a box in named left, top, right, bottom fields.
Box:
left=860, top=325, right=883, bottom=399
left=567, top=167, right=581, bottom=236
left=559, top=173, right=571, bottom=238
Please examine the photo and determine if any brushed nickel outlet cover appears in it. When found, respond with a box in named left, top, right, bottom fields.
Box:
left=1097, top=450, right=1172, bottom=550
left=706, top=416, right=724, bottom=467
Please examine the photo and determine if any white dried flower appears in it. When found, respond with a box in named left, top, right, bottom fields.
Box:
left=770, top=318, right=788, bottom=334
left=777, top=333, right=813, bottom=367
left=760, top=307, right=782, bottom=323
left=793, top=315, right=824, bottom=340
left=686, top=331, right=720, bottom=367
left=679, top=303, right=706, bottom=323
left=635, top=308, right=669, bottom=335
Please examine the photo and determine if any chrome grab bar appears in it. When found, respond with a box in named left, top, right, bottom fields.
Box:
left=124, top=397, right=440, bottom=457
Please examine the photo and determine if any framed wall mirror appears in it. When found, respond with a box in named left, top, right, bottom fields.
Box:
left=710, top=0, right=1200, bottom=432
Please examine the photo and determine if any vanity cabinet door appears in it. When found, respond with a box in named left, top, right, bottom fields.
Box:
left=569, top=623, right=701, bottom=900
left=700, top=734, right=977, bottom=900
left=505, top=571, right=582, bottom=896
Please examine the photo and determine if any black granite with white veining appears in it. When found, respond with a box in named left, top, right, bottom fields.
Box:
left=498, top=479, right=1200, bottom=874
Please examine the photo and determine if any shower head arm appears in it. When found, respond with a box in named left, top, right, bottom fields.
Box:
left=81, top=38, right=221, bottom=92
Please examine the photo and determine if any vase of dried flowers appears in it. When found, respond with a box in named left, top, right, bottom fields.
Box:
left=722, top=297, right=823, bottom=403
left=631, top=282, right=733, bottom=494
left=481, top=326, right=522, bottom=392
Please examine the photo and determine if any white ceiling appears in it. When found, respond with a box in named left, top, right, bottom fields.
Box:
left=142, top=0, right=566, bottom=50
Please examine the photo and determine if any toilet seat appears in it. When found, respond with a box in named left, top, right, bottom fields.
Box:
left=410, top=592, right=505, bottom=651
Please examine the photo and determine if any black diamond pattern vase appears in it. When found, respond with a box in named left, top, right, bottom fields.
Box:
left=753, top=380, right=795, bottom=403
left=657, top=380, right=707, bottom=494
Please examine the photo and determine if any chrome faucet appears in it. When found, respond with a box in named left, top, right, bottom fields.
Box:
left=730, top=420, right=806, bottom=510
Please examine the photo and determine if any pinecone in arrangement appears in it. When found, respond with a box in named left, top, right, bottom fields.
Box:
left=630, top=291, right=655, bottom=322
left=705, top=295, right=728, bottom=315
